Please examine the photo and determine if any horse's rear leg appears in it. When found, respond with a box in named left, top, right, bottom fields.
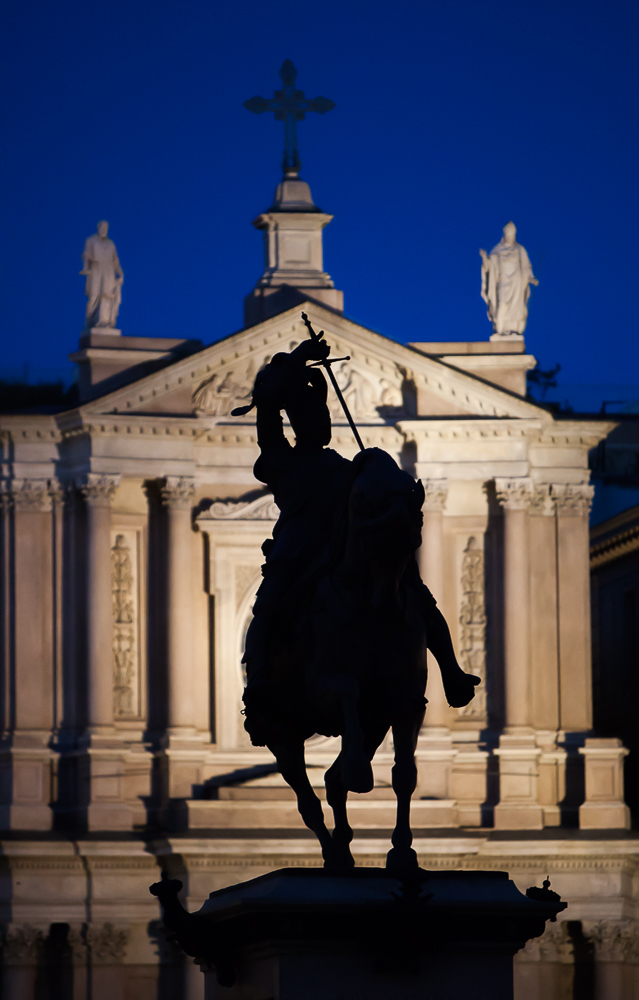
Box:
left=386, top=706, right=425, bottom=875
left=270, top=740, right=335, bottom=867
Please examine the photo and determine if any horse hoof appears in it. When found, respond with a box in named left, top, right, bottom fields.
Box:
left=342, top=754, right=374, bottom=794
left=324, top=855, right=356, bottom=871
left=386, top=847, right=419, bottom=876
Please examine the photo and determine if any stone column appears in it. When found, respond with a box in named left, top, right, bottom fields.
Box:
left=1, top=923, right=45, bottom=1000
left=418, top=479, right=448, bottom=728
left=415, top=480, right=457, bottom=810
left=583, top=920, right=637, bottom=1000
left=0, top=479, right=59, bottom=831
left=161, top=477, right=206, bottom=805
left=553, top=484, right=595, bottom=732
left=494, top=478, right=543, bottom=830
left=514, top=921, right=574, bottom=1000
left=529, top=486, right=564, bottom=827
left=162, top=477, right=196, bottom=731
left=81, top=475, right=121, bottom=731
left=80, top=473, right=133, bottom=831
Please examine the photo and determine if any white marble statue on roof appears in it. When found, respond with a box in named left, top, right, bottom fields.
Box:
left=480, top=221, right=538, bottom=338
left=80, top=220, right=124, bottom=330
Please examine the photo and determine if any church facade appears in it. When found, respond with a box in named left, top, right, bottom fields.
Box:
left=1, top=168, right=638, bottom=999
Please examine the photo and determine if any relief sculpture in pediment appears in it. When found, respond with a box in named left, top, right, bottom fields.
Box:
left=326, top=362, right=409, bottom=421
left=192, top=361, right=255, bottom=417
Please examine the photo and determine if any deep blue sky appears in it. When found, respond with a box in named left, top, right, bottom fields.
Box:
left=1, top=0, right=638, bottom=387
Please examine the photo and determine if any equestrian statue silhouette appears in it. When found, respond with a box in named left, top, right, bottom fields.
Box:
left=235, top=314, right=480, bottom=873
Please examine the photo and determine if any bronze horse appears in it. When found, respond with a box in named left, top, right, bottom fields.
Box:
left=240, top=332, right=479, bottom=873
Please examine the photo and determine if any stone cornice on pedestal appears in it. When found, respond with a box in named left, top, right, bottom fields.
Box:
left=161, top=476, right=196, bottom=510
left=79, top=473, right=121, bottom=507
left=495, top=477, right=533, bottom=510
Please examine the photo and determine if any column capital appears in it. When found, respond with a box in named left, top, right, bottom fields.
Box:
left=7, top=477, right=61, bottom=513
left=421, top=478, right=448, bottom=512
left=2, top=923, right=45, bottom=965
left=85, top=921, right=130, bottom=964
left=495, top=477, right=533, bottom=511
left=79, top=473, right=121, bottom=508
left=551, top=483, right=594, bottom=516
left=161, top=476, right=196, bottom=510
left=529, top=483, right=555, bottom=516
left=582, top=919, right=637, bottom=963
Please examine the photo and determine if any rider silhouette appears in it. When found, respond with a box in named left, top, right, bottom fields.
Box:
left=242, top=336, right=353, bottom=743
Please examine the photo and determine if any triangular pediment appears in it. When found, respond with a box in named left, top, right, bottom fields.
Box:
left=78, top=302, right=550, bottom=424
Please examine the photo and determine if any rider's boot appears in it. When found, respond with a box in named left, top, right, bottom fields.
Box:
left=341, top=747, right=374, bottom=793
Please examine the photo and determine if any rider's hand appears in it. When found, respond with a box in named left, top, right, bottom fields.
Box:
left=291, top=338, right=330, bottom=365
left=442, top=668, right=481, bottom=709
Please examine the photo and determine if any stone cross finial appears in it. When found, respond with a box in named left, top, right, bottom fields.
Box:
left=244, top=60, right=335, bottom=175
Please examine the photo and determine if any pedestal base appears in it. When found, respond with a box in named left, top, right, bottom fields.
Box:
left=0, top=741, right=54, bottom=831
left=152, top=869, right=566, bottom=1000
left=579, top=738, right=630, bottom=830
left=205, top=943, right=512, bottom=1000
left=494, top=735, right=544, bottom=830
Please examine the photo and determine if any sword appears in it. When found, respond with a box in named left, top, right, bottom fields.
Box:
left=301, top=311, right=365, bottom=452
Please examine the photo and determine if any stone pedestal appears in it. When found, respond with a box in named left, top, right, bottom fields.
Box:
left=450, top=741, right=489, bottom=827
left=494, top=735, right=544, bottom=830
left=153, top=869, right=565, bottom=1000
left=415, top=729, right=457, bottom=825
left=579, top=738, right=631, bottom=830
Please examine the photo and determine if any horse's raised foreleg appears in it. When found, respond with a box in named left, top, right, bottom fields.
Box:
left=318, top=673, right=373, bottom=793
left=386, top=705, right=425, bottom=875
left=269, top=740, right=336, bottom=867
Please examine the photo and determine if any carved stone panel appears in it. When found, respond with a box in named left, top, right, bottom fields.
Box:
left=85, top=922, right=129, bottom=964
left=192, top=359, right=256, bottom=416
left=327, top=361, right=407, bottom=422
left=110, top=530, right=142, bottom=718
left=458, top=536, right=487, bottom=718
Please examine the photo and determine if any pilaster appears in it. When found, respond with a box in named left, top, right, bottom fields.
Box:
left=1, top=923, right=46, bottom=999
left=419, top=479, right=449, bottom=730
left=582, top=919, right=638, bottom=1000
left=493, top=477, right=543, bottom=830
left=161, top=477, right=209, bottom=810
left=528, top=485, right=560, bottom=732
left=416, top=479, right=458, bottom=814
left=79, top=473, right=134, bottom=831
left=0, top=478, right=61, bottom=831
left=553, top=484, right=595, bottom=732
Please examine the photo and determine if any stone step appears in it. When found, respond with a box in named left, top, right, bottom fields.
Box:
left=186, top=798, right=458, bottom=829
left=217, top=785, right=395, bottom=801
